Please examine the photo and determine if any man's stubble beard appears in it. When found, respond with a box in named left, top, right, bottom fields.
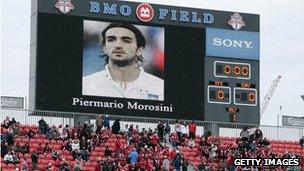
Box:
left=111, top=55, right=138, bottom=67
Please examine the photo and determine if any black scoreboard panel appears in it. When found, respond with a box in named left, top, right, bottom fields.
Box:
left=30, top=0, right=260, bottom=124
left=204, top=57, right=259, bottom=124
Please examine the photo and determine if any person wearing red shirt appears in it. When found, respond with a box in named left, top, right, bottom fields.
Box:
left=54, top=158, right=61, bottom=168
left=161, top=145, right=170, bottom=157
left=236, top=166, right=243, bottom=171
left=19, top=160, right=29, bottom=171
left=128, top=162, right=138, bottom=171
left=138, top=157, right=153, bottom=171
left=45, top=162, right=57, bottom=171
left=117, top=153, right=127, bottom=167
left=188, top=120, right=196, bottom=139
left=138, top=149, right=145, bottom=158
left=226, top=154, right=234, bottom=171
left=154, top=146, right=162, bottom=154
left=94, top=158, right=102, bottom=171
left=145, top=158, right=153, bottom=171
left=170, top=149, right=177, bottom=160
left=300, top=157, right=304, bottom=169
left=119, top=167, right=128, bottom=171
left=170, top=132, right=179, bottom=146
left=138, top=158, right=146, bottom=170
left=133, top=133, right=140, bottom=143
left=115, top=138, right=122, bottom=156
left=150, top=134, right=158, bottom=148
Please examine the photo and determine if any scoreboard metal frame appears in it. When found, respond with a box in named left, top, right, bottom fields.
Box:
left=29, top=0, right=260, bottom=124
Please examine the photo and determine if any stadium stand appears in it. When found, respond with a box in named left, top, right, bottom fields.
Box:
left=1, top=115, right=304, bottom=171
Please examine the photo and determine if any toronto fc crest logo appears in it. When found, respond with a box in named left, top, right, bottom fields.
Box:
left=228, top=13, right=246, bottom=30
left=55, top=0, right=74, bottom=14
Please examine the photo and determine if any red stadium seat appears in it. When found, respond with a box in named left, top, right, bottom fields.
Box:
left=53, top=144, right=61, bottom=150
left=190, top=151, right=196, bottom=156
left=295, top=149, right=302, bottom=154
left=40, top=134, right=47, bottom=139
left=38, top=165, right=45, bottom=170
left=26, top=158, right=31, bottom=164
left=85, top=162, right=93, bottom=167
left=62, top=150, right=70, bottom=155
left=193, top=147, right=198, bottom=152
left=66, top=155, right=73, bottom=161
left=50, top=140, right=57, bottom=144
left=49, top=160, right=55, bottom=164
left=33, top=143, right=40, bottom=148
left=95, top=147, right=102, bottom=152
left=39, top=154, right=46, bottom=159
left=90, top=162, right=98, bottom=167
left=24, top=153, right=31, bottom=158
left=7, top=164, right=14, bottom=168
left=100, top=147, right=106, bottom=151
left=29, top=139, right=36, bottom=143
left=43, top=139, right=49, bottom=144
left=1, top=163, right=7, bottom=168
left=22, top=138, right=29, bottom=143
left=84, top=166, right=95, bottom=171
left=193, top=161, right=199, bottom=167
left=38, top=159, right=43, bottom=164
left=18, top=153, right=24, bottom=158
left=42, top=159, right=49, bottom=164
left=23, top=124, right=30, bottom=128
left=91, top=152, right=98, bottom=157
left=37, top=138, right=44, bottom=144
left=120, top=139, right=127, bottom=144
left=15, top=137, right=22, bottom=143
left=46, top=153, right=52, bottom=159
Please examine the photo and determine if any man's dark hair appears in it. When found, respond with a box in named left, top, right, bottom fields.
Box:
left=101, top=23, right=146, bottom=64
left=101, top=23, right=146, bottom=48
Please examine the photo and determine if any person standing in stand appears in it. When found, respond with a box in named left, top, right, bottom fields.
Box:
left=157, top=121, right=165, bottom=143
left=188, top=120, right=197, bottom=140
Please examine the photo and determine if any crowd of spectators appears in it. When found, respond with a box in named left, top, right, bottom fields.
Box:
left=192, top=127, right=303, bottom=171
left=1, top=116, right=191, bottom=170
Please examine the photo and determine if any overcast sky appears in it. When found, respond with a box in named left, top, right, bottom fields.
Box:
left=1, top=0, right=304, bottom=126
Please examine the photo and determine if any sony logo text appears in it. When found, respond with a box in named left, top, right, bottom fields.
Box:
left=213, top=38, right=254, bottom=49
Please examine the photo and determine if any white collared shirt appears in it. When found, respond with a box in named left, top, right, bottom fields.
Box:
left=82, top=65, right=164, bottom=100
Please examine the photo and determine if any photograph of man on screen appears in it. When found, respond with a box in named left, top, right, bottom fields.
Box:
left=82, top=22, right=164, bottom=101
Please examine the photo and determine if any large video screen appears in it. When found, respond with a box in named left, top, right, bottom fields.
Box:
left=35, top=13, right=205, bottom=120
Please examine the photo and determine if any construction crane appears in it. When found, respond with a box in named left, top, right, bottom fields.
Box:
left=260, top=75, right=281, bottom=118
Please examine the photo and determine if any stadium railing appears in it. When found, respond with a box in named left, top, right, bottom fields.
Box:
left=1, top=108, right=303, bottom=141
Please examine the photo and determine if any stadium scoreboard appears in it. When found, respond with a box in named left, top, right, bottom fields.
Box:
left=30, top=0, right=260, bottom=124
